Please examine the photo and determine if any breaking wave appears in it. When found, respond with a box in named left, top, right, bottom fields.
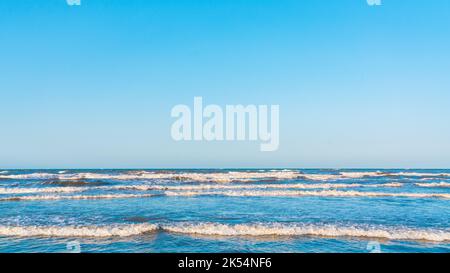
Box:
left=301, top=171, right=450, bottom=181
left=106, top=182, right=403, bottom=191
left=395, top=172, right=450, bottom=177
left=0, top=187, right=85, bottom=194
left=1, top=188, right=448, bottom=202
left=0, top=182, right=404, bottom=196
left=1, top=170, right=449, bottom=182
left=42, top=180, right=110, bottom=186
left=164, top=190, right=450, bottom=199
left=0, top=171, right=302, bottom=182
left=163, top=222, right=450, bottom=242
left=415, top=182, right=450, bottom=188
left=0, top=193, right=156, bottom=202
left=0, top=223, right=158, bottom=237
left=0, top=222, right=448, bottom=242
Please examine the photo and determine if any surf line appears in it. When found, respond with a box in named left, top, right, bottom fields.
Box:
left=171, top=97, right=279, bottom=151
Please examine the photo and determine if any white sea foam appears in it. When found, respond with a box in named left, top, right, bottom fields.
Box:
left=163, top=223, right=450, bottom=242
left=0, top=222, right=448, bottom=242
left=301, top=172, right=450, bottom=181
left=0, top=171, right=8, bottom=174
left=339, top=171, right=386, bottom=178
left=0, top=181, right=403, bottom=197
left=0, top=187, right=86, bottom=194
left=396, top=172, right=450, bottom=177
left=415, top=182, right=450, bottom=188
left=0, top=193, right=155, bottom=202
left=0, top=183, right=402, bottom=199
left=164, top=190, right=450, bottom=199
left=297, top=172, right=387, bottom=181
left=0, top=223, right=158, bottom=237
left=2, top=170, right=449, bottom=182
left=107, top=182, right=403, bottom=192
left=0, top=171, right=303, bottom=182
left=298, top=174, right=341, bottom=181
left=3, top=189, right=445, bottom=202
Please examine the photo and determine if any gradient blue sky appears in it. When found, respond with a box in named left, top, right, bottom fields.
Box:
left=1, top=0, right=450, bottom=168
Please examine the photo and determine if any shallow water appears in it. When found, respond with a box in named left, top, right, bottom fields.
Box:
left=0, top=169, right=449, bottom=253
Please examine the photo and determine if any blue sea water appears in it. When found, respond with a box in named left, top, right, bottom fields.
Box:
left=0, top=169, right=449, bottom=253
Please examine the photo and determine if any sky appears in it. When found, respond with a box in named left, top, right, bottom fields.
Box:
left=1, top=0, right=450, bottom=169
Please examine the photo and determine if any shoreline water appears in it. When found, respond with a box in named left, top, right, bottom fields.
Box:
left=0, top=169, right=449, bottom=253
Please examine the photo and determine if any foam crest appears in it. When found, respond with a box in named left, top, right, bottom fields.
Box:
left=2, top=171, right=450, bottom=182
left=298, top=174, right=341, bottom=181
left=0, top=171, right=302, bottom=182
left=0, top=187, right=86, bottom=194
left=298, top=172, right=388, bottom=181
left=303, top=172, right=450, bottom=181
left=0, top=222, right=448, bottom=242
left=396, top=172, right=450, bottom=177
left=415, top=182, right=450, bottom=188
left=108, top=182, right=403, bottom=191
left=2, top=188, right=446, bottom=202
left=0, top=193, right=155, bottom=202
left=164, top=190, right=450, bottom=199
left=0, top=223, right=158, bottom=237
left=339, top=171, right=385, bottom=178
left=163, top=223, right=450, bottom=242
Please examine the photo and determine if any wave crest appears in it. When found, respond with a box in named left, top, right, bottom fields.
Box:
left=164, top=190, right=450, bottom=199
left=164, top=222, right=450, bottom=242
left=108, top=182, right=403, bottom=191
left=2, top=170, right=450, bottom=182
left=0, top=171, right=302, bottom=182
left=0, top=193, right=155, bottom=202
left=415, top=182, right=450, bottom=188
left=0, top=223, right=158, bottom=237
left=0, top=222, right=448, bottom=242
left=0, top=187, right=85, bottom=194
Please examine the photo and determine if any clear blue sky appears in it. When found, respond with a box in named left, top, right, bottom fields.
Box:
left=1, top=0, right=450, bottom=169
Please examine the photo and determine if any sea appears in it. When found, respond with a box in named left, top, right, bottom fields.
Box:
left=0, top=169, right=449, bottom=253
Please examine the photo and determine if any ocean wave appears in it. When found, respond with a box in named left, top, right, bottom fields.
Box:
left=338, top=171, right=386, bottom=179
left=0, top=183, right=403, bottom=198
left=163, top=222, right=450, bottom=242
left=396, top=172, right=450, bottom=177
left=415, top=182, right=450, bottom=188
left=2, top=170, right=449, bottom=182
left=0, top=182, right=403, bottom=196
left=0, top=193, right=155, bottom=202
left=42, top=180, right=110, bottom=186
left=301, top=171, right=450, bottom=181
left=297, top=172, right=388, bottom=181
left=0, top=187, right=86, bottom=194
left=1, top=188, right=447, bottom=202
left=0, top=222, right=448, bottom=242
left=0, top=171, right=8, bottom=174
left=0, top=223, right=158, bottom=237
left=0, top=171, right=302, bottom=182
left=164, top=190, right=450, bottom=199
left=106, top=182, right=403, bottom=191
